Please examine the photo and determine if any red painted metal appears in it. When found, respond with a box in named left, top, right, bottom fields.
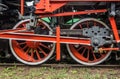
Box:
left=0, top=28, right=25, bottom=34
left=35, top=0, right=120, bottom=13
left=44, top=0, right=50, bottom=12
left=0, top=31, right=90, bottom=45
left=99, top=48, right=119, bottom=51
left=69, top=45, right=89, bottom=62
left=10, top=19, right=56, bottom=64
left=21, top=0, right=24, bottom=15
left=67, top=18, right=112, bottom=64
left=12, top=40, right=36, bottom=62
left=56, top=27, right=60, bottom=61
left=40, top=9, right=107, bottom=17
left=8, top=0, right=120, bottom=62
left=109, top=17, right=120, bottom=42
left=69, top=45, right=110, bottom=62
left=35, top=0, right=66, bottom=13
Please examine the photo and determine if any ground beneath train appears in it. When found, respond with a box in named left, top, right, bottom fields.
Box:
left=0, top=66, right=120, bottom=79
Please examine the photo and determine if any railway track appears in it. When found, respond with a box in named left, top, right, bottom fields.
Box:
left=0, top=63, right=120, bottom=68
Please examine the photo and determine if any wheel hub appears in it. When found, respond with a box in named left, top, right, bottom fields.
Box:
left=26, top=41, right=39, bottom=48
left=83, top=26, right=110, bottom=37
left=83, top=26, right=112, bottom=50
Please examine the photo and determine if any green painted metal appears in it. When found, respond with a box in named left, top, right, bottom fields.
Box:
left=66, top=18, right=80, bottom=24
left=42, top=17, right=51, bottom=23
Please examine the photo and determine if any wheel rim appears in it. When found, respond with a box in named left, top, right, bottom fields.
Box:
left=9, top=19, right=55, bottom=65
left=67, top=18, right=112, bottom=66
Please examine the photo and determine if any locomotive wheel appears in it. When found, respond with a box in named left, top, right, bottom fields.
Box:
left=66, top=18, right=113, bottom=66
left=9, top=19, right=55, bottom=65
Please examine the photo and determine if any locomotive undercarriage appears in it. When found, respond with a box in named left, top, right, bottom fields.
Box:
left=0, top=0, right=120, bottom=65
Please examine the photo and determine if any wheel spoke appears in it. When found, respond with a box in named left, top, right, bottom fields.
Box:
left=25, top=48, right=30, bottom=53
left=18, top=42, right=26, bottom=45
left=79, top=24, right=83, bottom=29
left=91, top=49, right=97, bottom=60
left=22, top=23, right=26, bottom=28
left=30, top=49, right=34, bottom=58
left=35, top=49, right=41, bottom=60
left=86, top=21, right=89, bottom=28
left=98, top=51, right=103, bottom=57
left=94, top=21, right=97, bottom=26
left=77, top=46, right=83, bottom=51
left=81, top=47, right=86, bottom=56
left=39, top=43, right=51, bottom=50
left=23, top=45, right=28, bottom=50
left=87, top=49, right=90, bottom=59
left=38, top=47, right=47, bottom=56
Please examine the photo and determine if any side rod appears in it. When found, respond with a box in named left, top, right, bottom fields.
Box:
left=0, top=28, right=90, bottom=45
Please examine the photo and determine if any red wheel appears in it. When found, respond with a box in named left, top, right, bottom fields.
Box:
left=9, top=19, right=55, bottom=65
left=67, top=18, right=113, bottom=66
